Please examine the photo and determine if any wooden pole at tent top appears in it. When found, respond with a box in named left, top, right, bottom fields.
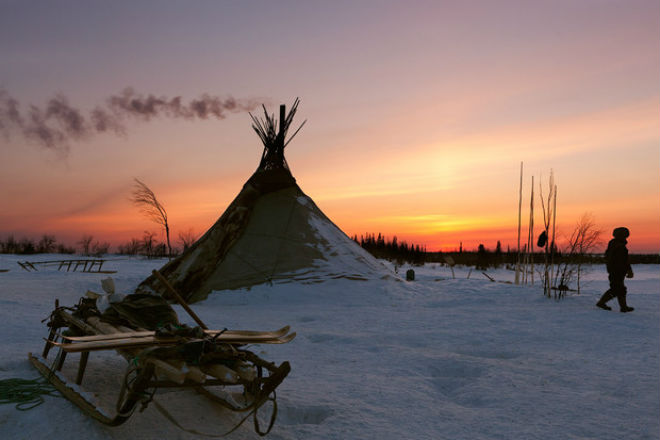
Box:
left=279, top=105, right=286, bottom=134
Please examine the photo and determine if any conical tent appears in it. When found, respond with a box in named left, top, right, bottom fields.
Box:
left=136, top=100, right=391, bottom=303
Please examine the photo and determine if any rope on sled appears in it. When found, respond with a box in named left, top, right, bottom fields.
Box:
left=0, top=377, right=62, bottom=410
left=116, top=359, right=278, bottom=437
left=151, top=391, right=278, bottom=437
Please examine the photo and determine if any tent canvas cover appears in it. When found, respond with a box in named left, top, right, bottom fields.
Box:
left=136, top=100, right=391, bottom=302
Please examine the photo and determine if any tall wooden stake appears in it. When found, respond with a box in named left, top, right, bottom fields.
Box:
left=550, top=184, right=557, bottom=295
left=515, top=162, right=523, bottom=285
left=529, top=176, right=535, bottom=285
left=523, top=175, right=534, bottom=285
left=540, top=171, right=553, bottom=297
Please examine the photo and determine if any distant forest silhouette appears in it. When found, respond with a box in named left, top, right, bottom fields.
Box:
left=1, top=232, right=658, bottom=265
left=351, top=233, right=659, bottom=266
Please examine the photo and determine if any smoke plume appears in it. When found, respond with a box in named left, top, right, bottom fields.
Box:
left=0, top=88, right=258, bottom=153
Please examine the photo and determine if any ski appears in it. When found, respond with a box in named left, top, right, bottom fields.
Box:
left=50, top=332, right=296, bottom=353
left=62, top=325, right=290, bottom=343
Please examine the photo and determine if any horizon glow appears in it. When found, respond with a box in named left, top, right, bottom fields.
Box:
left=1, top=1, right=658, bottom=254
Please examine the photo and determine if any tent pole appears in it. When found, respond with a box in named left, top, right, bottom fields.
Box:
left=279, top=105, right=286, bottom=134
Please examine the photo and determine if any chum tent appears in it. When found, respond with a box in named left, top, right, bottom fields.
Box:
left=136, top=100, right=392, bottom=303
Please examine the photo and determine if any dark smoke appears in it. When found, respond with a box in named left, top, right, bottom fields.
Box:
left=106, top=88, right=250, bottom=121
left=0, top=90, right=24, bottom=134
left=0, top=88, right=258, bottom=153
left=90, top=106, right=126, bottom=135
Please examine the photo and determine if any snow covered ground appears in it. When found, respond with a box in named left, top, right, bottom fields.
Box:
left=0, top=254, right=658, bottom=439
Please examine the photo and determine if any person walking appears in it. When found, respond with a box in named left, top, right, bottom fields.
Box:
left=596, top=227, right=634, bottom=312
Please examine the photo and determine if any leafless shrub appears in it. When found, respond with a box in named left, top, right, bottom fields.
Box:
left=78, top=235, right=94, bottom=256
left=555, top=213, right=603, bottom=296
left=117, top=238, right=142, bottom=255
left=37, top=234, right=57, bottom=253
left=177, top=228, right=198, bottom=252
left=141, top=231, right=158, bottom=258
left=91, top=241, right=111, bottom=257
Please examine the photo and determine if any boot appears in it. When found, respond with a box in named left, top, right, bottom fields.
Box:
left=596, top=291, right=614, bottom=311
left=617, top=294, right=634, bottom=313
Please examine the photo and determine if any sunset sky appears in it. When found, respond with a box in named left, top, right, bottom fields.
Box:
left=1, top=0, right=658, bottom=253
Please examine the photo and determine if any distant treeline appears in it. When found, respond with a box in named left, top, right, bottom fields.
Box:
left=0, top=234, right=77, bottom=255
left=0, top=232, right=179, bottom=258
left=353, top=233, right=660, bottom=266
left=351, top=233, right=426, bottom=264
left=426, top=251, right=660, bottom=267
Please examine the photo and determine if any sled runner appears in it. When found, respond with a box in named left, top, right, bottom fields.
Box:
left=29, top=277, right=294, bottom=436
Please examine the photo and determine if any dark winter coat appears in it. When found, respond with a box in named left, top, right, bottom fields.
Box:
left=605, top=238, right=631, bottom=276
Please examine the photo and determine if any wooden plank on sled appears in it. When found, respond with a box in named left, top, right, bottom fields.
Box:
left=64, top=325, right=291, bottom=342
left=50, top=332, right=297, bottom=353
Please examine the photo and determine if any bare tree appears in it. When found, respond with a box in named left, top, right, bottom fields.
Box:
left=78, top=235, right=94, bottom=256
left=91, top=240, right=111, bottom=256
left=131, top=178, right=171, bottom=256
left=177, top=228, right=198, bottom=252
left=37, top=234, right=57, bottom=253
left=118, top=238, right=141, bottom=255
left=555, top=213, right=603, bottom=295
left=141, top=230, right=158, bottom=258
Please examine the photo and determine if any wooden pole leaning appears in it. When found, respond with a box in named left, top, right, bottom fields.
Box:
left=152, top=269, right=208, bottom=330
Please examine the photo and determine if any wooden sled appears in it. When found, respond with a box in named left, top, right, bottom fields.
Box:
left=18, top=259, right=117, bottom=273
left=29, top=297, right=294, bottom=435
